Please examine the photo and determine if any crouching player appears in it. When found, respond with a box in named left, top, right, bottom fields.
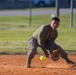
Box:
left=26, top=17, right=76, bottom=68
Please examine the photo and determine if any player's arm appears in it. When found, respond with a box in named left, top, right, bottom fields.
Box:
left=37, top=26, right=49, bottom=58
left=49, top=31, right=58, bottom=52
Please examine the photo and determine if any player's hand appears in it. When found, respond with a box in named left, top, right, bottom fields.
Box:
left=44, top=51, right=49, bottom=58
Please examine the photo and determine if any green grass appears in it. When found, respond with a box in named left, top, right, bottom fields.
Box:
left=0, top=14, right=76, bottom=54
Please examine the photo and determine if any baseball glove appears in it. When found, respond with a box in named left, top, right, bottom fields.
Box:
left=51, top=49, right=60, bottom=61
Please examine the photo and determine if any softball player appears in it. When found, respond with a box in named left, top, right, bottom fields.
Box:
left=26, top=17, right=76, bottom=68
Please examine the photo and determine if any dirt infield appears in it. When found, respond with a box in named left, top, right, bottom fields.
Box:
left=0, top=54, right=76, bottom=75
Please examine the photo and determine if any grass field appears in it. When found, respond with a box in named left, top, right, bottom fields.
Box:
left=0, top=13, right=76, bottom=54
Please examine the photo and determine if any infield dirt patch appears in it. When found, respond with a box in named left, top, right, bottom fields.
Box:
left=0, top=54, right=76, bottom=75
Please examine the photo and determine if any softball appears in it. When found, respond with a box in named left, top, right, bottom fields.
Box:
left=40, top=56, right=46, bottom=61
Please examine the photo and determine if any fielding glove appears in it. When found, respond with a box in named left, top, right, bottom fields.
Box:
left=51, top=49, right=60, bottom=61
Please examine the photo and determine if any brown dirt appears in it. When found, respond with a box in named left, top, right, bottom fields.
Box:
left=0, top=54, right=76, bottom=75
